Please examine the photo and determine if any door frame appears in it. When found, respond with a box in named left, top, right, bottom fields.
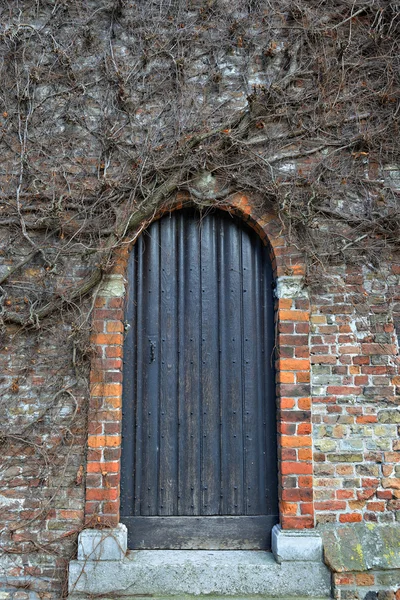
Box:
left=84, top=193, right=315, bottom=534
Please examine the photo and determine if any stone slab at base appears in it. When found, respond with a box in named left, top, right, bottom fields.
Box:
left=70, top=597, right=331, bottom=600
left=271, top=524, right=323, bottom=564
left=77, top=523, right=127, bottom=561
left=68, top=549, right=332, bottom=598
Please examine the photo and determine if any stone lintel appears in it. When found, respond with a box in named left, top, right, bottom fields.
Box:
left=77, top=524, right=127, bottom=561
left=272, top=525, right=323, bottom=564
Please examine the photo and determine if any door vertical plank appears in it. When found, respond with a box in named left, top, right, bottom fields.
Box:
left=134, top=237, right=144, bottom=515
left=159, top=216, right=178, bottom=515
left=141, top=224, right=161, bottom=515
left=241, top=233, right=264, bottom=515
left=178, top=215, right=201, bottom=515
left=220, top=218, right=244, bottom=515
left=262, top=253, right=278, bottom=512
left=120, top=249, right=136, bottom=516
left=255, top=241, right=269, bottom=513
left=200, top=214, right=221, bottom=515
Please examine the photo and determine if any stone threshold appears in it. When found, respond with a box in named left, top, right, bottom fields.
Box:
left=68, top=525, right=332, bottom=599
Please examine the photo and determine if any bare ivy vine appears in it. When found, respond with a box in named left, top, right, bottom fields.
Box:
left=0, top=0, right=398, bottom=596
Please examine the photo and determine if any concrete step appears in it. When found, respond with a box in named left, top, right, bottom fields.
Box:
left=68, top=550, right=332, bottom=598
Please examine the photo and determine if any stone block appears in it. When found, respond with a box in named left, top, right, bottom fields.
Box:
left=77, top=524, right=127, bottom=561
left=271, top=524, right=323, bottom=563
left=68, top=549, right=332, bottom=598
left=322, top=522, right=400, bottom=572
left=275, top=276, right=308, bottom=299
left=99, top=275, right=126, bottom=298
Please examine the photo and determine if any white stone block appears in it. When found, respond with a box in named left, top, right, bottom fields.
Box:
left=275, top=276, right=308, bottom=299
left=99, top=274, right=126, bottom=298
left=272, top=524, right=323, bottom=563
left=77, top=524, right=127, bottom=561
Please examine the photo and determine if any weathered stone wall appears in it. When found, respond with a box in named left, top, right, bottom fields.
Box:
left=311, top=262, right=400, bottom=525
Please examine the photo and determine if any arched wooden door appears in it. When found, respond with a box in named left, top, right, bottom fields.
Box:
left=121, top=209, right=278, bottom=549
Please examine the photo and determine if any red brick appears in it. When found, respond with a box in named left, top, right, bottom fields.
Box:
left=356, top=415, right=378, bottom=423
left=362, top=343, right=397, bottom=354
left=326, top=386, right=362, bottom=395
left=91, top=333, right=123, bottom=345
left=87, top=435, right=121, bottom=448
left=86, top=488, right=119, bottom=501
left=300, top=502, right=313, bottom=515
left=334, top=573, right=356, bottom=585
left=315, top=500, right=346, bottom=511
left=279, top=310, right=309, bottom=322
left=281, top=516, right=314, bottom=529
left=355, top=573, right=375, bottom=586
left=87, top=461, right=120, bottom=473
left=106, top=321, right=124, bottom=333
left=339, top=512, right=362, bottom=523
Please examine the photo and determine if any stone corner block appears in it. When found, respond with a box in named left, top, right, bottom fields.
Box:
left=275, top=276, right=308, bottom=299
left=77, top=523, right=127, bottom=561
left=99, top=274, right=126, bottom=298
left=272, top=524, right=323, bottom=564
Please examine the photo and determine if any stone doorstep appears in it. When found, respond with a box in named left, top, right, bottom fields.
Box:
left=70, top=597, right=331, bottom=600
left=68, top=550, right=332, bottom=598
left=68, top=525, right=332, bottom=599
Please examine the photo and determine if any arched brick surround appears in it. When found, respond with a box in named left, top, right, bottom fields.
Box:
left=85, top=194, right=313, bottom=531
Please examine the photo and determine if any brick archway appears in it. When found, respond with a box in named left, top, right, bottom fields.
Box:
left=85, top=194, right=313, bottom=531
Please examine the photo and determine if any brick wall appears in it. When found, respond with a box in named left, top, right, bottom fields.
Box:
left=1, top=195, right=399, bottom=598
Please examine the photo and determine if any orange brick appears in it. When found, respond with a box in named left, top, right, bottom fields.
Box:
left=91, top=383, right=122, bottom=397
left=91, top=333, right=123, bottom=345
left=298, top=448, right=313, bottom=461
left=281, top=435, right=312, bottom=448
left=106, top=321, right=124, bottom=333
left=339, top=512, right=362, bottom=523
left=279, top=310, right=309, bottom=322
left=278, top=299, right=293, bottom=310
left=88, top=435, right=121, bottom=448
left=279, top=358, right=310, bottom=371
left=278, top=371, right=295, bottom=383
left=356, top=415, right=378, bottom=424
left=290, top=264, right=305, bottom=276
left=86, top=488, right=119, bottom=501
left=281, top=501, right=298, bottom=515
left=106, top=346, right=123, bottom=358
left=87, top=462, right=120, bottom=473
left=281, top=462, right=313, bottom=475
left=297, top=423, right=311, bottom=435
left=280, top=398, right=295, bottom=409
left=298, top=397, right=311, bottom=410
left=296, top=372, right=310, bottom=383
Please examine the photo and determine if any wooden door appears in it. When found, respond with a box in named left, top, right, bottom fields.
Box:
left=120, top=209, right=278, bottom=549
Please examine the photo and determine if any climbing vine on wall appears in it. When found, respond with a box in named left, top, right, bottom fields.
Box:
left=0, top=0, right=399, bottom=597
